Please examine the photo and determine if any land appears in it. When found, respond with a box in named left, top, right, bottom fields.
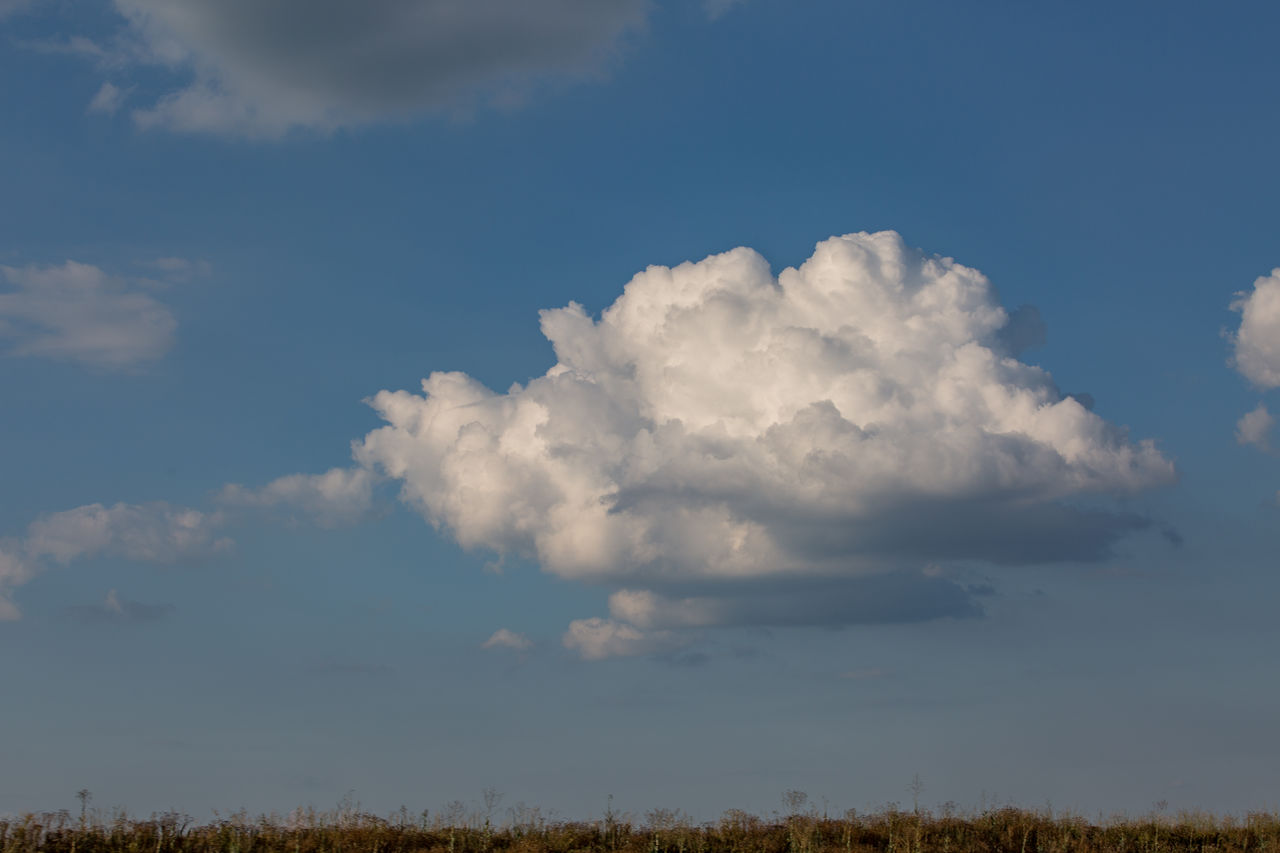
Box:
left=4, top=798, right=1278, bottom=853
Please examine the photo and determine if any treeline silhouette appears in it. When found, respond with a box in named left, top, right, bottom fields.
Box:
left=4, top=798, right=1278, bottom=853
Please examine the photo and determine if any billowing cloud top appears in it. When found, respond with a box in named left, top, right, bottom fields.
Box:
left=356, top=232, right=1175, bottom=624
left=1229, top=269, right=1280, bottom=390
left=99, top=0, right=649, bottom=136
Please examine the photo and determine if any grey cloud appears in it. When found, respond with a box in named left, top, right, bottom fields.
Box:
left=765, top=498, right=1154, bottom=568
left=610, top=482, right=1155, bottom=573
left=104, top=0, right=650, bottom=136
left=566, top=571, right=982, bottom=661
left=608, top=571, right=984, bottom=631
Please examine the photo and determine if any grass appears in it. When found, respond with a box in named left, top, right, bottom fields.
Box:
left=3, top=798, right=1278, bottom=853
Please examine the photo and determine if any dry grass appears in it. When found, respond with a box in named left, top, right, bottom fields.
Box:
left=3, top=799, right=1277, bottom=853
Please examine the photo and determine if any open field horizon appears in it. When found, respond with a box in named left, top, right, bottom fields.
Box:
left=3, top=0, right=1278, bottom=826
left=6, top=795, right=1280, bottom=853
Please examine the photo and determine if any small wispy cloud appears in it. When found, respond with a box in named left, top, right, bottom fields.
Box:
left=1236, top=403, right=1275, bottom=454
left=482, top=628, right=533, bottom=652
left=24, top=502, right=229, bottom=565
left=139, top=256, right=211, bottom=282
left=1, top=502, right=229, bottom=620
left=87, top=81, right=126, bottom=115
left=65, top=589, right=174, bottom=624
left=704, top=0, right=747, bottom=21
left=561, top=618, right=685, bottom=661
left=0, top=0, right=35, bottom=19
left=0, top=260, right=177, bottom=369
left=218, top=467, right=378, bottom=527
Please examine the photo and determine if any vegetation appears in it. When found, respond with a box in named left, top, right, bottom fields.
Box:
left=4, top=792, right=1278, bottom=853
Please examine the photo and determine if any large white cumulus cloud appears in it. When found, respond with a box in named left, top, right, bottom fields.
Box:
left=354, top=232, right=1175, bottom=655
left=1229, top=270, right=1280, bottom=390
left=360, top=232, right=1171, bottom=568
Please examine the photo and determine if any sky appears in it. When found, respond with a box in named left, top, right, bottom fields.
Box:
left=2, top=0, right=1279, bottom=825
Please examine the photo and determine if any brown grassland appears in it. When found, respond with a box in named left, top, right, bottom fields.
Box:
left=4, top=794, right=1278, bottom=853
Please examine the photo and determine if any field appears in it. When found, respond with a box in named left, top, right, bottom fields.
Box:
left=4, top=797, right=1279, bottom=853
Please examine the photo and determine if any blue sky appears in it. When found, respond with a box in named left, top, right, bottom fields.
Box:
left=2, top=0, right=1279, bottom=824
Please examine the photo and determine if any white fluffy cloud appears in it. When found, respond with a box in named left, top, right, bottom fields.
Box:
left=1229, top=269, right=1280, bottom=390
left=1236, top=403, right=1275, bottom=453
left=0, top=261, right=176, bottom=368
left=219, top=467, right=377, bottom=526
left=0, top=502, right=227, bottom=620
left=354, top=231, right=1176, bottom=657
left=84, top=0, right=649, bottom=137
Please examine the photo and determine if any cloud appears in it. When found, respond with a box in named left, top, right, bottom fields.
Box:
left=1229, top=269, right=1280, bottom=390
left=482, top=628, right=533, bottom=652
left=0, top=550, right=32, bottom=621
left=562, top=617, right=682, bottom=660
left=1236, top=403, right=1275, bottom=453
left=604, top=571, right=984, bottom=631
left=353, top=231, right=1176, bottom=658
left=24, top=502, right=227, bottom=564
left=65, top=589, right=174, bottom=623
left=78, top=0, right=651, bottom=137
left=0, top=260, right=176, bottom=368
left=0, top=0, right=34, bottom=19
left=0, top=501, right=227, bottom=619
left=219, top=467, right=377, bottom=526
left=704, top=0, right=746, bottom=20
left=87, top=81, right=126, bottom=114
left=140, top=256, right=211, bottom=282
